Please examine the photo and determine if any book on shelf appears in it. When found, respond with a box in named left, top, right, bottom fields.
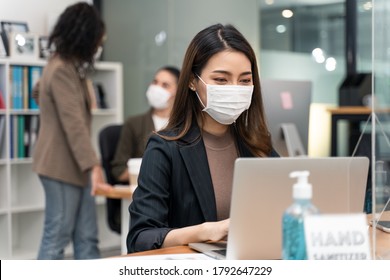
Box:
left=8, top=115, right=40, bottom=159
left=23, top=66, right=29, bottom=109
left=0, top=116, right=5, bottom=158
left=9, top=65, right=42, bottom=110
left=10, top=115, right=17, bottom=158
left=23, top=114, right=30, bottom=157
left=0, top=88, right=5, bottom=109
left=10, top=66, right=23, bottom=109
left=28, top=66, right=41, bottom=110
left=17, top=115, right=25, bottom=158
left=28, top=115, right=39, bottom=157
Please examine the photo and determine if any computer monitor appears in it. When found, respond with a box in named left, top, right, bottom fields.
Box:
left=261, top=79, right=312, bottom=157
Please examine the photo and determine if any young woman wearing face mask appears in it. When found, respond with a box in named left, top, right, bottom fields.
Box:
left=126, top=24, right=279, bottom=253
left=111, top=66, right=180, bottom=183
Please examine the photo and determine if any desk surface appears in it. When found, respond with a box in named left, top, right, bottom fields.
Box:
left=124, top=212, right=390, bottom=259
left=97, top=185, right=390, bottom=260
left=368, top=211, right=390, bottom=258
left=95, top=185, right=135, bottom=199
left=327, top=106, right=372, bottom=115
left=327, top=106, right=390, bottom=115
left=127, top=246, right=196, bottom=257
left=124, top=231, right=389, bottom=259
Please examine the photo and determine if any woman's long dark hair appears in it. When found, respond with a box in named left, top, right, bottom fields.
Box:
left=48, top=2, right=105, bottom=66
left=160, top=23, right=272, bottom=157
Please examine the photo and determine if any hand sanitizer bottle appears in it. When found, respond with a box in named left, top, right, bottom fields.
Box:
left=282, top=170, right=319, bottom=260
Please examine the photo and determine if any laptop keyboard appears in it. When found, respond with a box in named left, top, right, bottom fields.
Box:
left=213, top=249, right=227, bottom=256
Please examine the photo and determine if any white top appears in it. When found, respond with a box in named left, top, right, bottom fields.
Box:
left=152, top=114, right=169, bottom=131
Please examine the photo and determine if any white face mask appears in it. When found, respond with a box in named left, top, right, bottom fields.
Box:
left=146, top=84, right=171, bottom=109
left=196, top=76, right=253, bottom=125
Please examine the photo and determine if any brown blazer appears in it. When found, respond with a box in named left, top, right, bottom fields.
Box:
left=32, top=55, right=99, bottom=187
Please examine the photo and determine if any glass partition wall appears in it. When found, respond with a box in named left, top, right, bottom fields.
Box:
left=371, top=0, right=390, bottom=260
left=260, top=0, right=388, bottom=259
left=352, top=0, right=390, bottom=260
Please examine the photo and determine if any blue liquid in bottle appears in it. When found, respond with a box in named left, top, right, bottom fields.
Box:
left=282, top=171, right=319, bottom=260
left=282, top=199, right=318, bottom=260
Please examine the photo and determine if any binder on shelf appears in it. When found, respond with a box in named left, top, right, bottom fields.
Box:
left=9, top=115, right=17, bottom=158
left=9, top=115, right=13, bottom=158
left=28, top=66, right=41, bottom=110
left=13, top=116, right=18, bottom=158
left=6, top=115, right=39, bottom=159
left=28, top=115, right=39, bottom=157
left=24, top=115, right=30, bottom=157
left=23, top=66, right=29, bottom=109
left=17, top=115, right=25, bottom=158
left=0, top=116, right=5, bottom=158
left=11, top=66, right=23, bottom=109
left=0, top=88, right=5, bottom=109
left=8, top=65, right=42, bottom=110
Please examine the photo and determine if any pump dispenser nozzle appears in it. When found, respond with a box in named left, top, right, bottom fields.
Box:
left=290, top=170, right=312, bottom=199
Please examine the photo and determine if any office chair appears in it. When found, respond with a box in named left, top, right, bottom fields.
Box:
left=98, top=124, right=123, bottom=234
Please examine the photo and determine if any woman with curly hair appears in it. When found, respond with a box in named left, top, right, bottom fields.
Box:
left=33, top=2, right=112, bottom=259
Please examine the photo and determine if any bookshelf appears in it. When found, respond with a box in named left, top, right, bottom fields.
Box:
left=0, top=58, right=123, bottom=259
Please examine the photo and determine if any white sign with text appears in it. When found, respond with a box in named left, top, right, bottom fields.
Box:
left=304, top=213, right=371, bottom=260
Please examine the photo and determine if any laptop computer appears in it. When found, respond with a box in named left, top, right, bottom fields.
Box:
left=189, top=157, right=369, bottom=260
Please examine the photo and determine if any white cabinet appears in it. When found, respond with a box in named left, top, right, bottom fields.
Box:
left=0, top=58, right=123, bottom=259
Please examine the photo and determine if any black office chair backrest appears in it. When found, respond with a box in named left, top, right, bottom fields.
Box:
left=98, top=124, right=123, bottom=234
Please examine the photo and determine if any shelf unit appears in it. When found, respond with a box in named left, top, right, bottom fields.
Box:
left=0, top=58, right=123, bottom=259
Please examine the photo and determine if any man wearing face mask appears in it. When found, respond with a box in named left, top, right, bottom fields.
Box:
left=110, top=66, right=180, bottom=183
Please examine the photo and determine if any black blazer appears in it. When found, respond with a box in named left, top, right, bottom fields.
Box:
left=127, top=123, right=279, bottom=253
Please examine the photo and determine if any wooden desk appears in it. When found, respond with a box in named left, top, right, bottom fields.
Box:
left=96, top=185, right=136, bottom=254
left=368, top=211, right=390, bottom=259
left=128, top=246, right=196, bottom=257
left=95, top=185, right=135, bottom=199
left=124, top=213, right=390, bottom=259
left=125, top=232, right=390, bottom=260
left=98, top=185, right=390, bottom=259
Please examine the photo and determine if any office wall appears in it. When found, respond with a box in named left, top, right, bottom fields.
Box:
left=0, top=0, right=92, bottom=35
left=260, top=50, right=345, bottom=105
left=102, top=0, right=260, bottom=118
left=259, top=50, right=347, bottom=156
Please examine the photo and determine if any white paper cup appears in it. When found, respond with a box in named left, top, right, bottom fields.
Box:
left=127, top=158, right=142, bottom=185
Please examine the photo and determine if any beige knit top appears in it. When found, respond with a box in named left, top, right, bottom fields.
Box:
left=203, top=129, right=238, bottom=220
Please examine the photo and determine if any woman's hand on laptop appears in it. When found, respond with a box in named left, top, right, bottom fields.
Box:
left=202, top=218, right=230, bottom=242
left=162, top=219, right=230, bottom=248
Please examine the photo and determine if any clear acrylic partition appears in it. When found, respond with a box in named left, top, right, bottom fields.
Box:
left=362, top=0, right=390, bottom=260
